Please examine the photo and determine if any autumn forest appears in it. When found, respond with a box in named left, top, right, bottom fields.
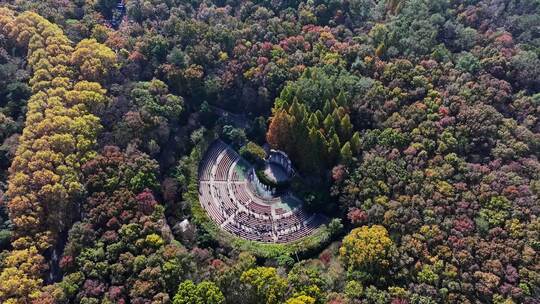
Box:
left=0, top=0, right=539, bottom=303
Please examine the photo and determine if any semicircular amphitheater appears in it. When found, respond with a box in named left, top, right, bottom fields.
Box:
left=198, top=140, right=327, bottom=243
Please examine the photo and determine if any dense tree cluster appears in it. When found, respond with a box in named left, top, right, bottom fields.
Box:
left=267, top=66, right=361, bottom=175
left=328, top=23, right=539, bottom=300
left=110, top=78, right=185, bottom=159
left=50, top=146, right=194, bottom=303
left=0, top=8, right=113, bottom=303
left=0, top=16, right=31, bottom=252
left=0, top=0, right=539, bottom=303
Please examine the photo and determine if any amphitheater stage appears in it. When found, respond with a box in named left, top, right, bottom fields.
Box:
left=262, top=163, right=289, bottom=183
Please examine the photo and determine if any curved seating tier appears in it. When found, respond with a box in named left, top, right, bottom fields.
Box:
left=215, top=149, right=238, bottom=181
left=232, top=183, right=251, bottom=205
left=199, top=141, right=227, bottom=181
left=198, top=140, right=325, bottom=243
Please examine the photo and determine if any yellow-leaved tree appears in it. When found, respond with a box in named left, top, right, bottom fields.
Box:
left=339, top=225, right=395, bottom=273
left=0, top=8, right=115, bottom=303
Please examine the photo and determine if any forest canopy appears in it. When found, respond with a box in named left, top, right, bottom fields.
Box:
left=0, top=0, right=539, bottom=303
